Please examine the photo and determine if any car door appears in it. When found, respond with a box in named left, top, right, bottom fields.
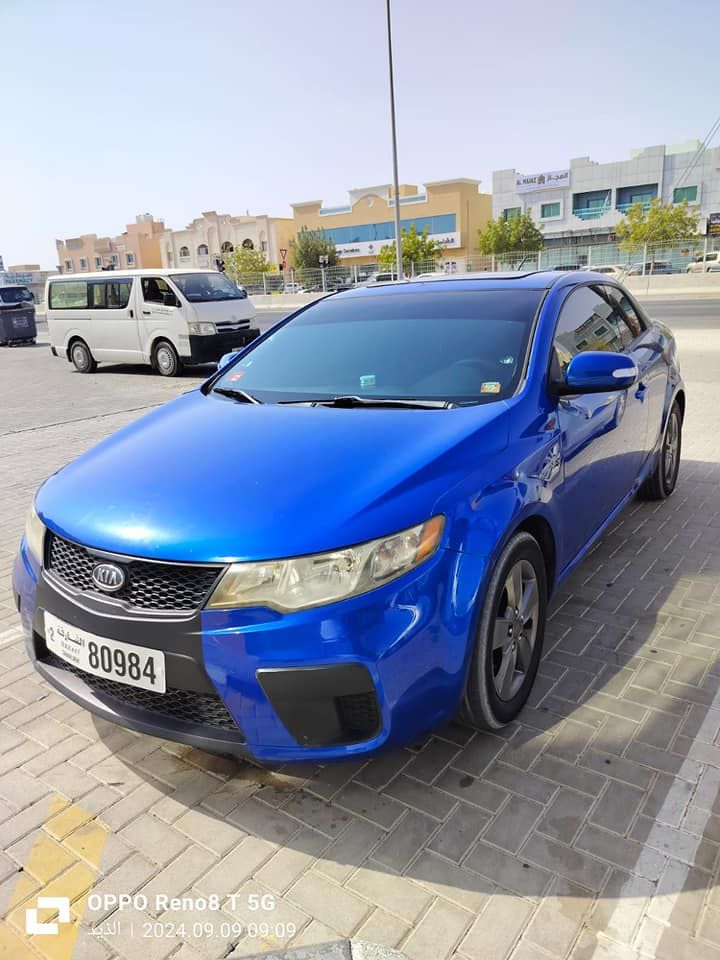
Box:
left=551, top=284, right=650, bottom=561
left=603, top=285, right=667, bottom=464
left=138, top=276, right=181, bottom=358
left=87, top=278, right=140, bottom=362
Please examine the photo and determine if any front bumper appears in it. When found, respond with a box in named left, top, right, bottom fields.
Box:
left=183, top=329, right=259, bottom=364
left=13, top=536, right=485, bottom=762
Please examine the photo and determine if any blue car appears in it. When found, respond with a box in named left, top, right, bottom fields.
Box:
left=13, top=272, right=684, bottom=762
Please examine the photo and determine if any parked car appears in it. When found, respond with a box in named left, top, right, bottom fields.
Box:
left=14, top=272, right=684, bottom=762
left=583, top=265, right=626, bottom=279
left=45, top=269, right=258, bottom=376
left=367, top=272, right=399, bottom=284
left=282, top=282, right=306, bottom=294
left=627, top=261, right=674, bottom=276
left=686, top=251, right=720, bottom=273
left=0, top=284, right=37, bottom=345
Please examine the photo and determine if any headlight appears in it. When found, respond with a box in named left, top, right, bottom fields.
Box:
left=188, top=322, right=216, bottom=336
left=24, top=504, right=46, bottom=564
left=206, top=516, right=445, bottom=612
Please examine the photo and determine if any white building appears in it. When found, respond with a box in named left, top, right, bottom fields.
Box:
left=160, top=211, right=294, bottom=270
left=492, top=141, right=720, bottom=248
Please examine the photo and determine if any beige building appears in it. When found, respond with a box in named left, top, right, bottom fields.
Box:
left=56, top=214, right=165, bottom=274
left=160, top=211, right=295, bottom=270
left=291, top=179, right=492, bottom=267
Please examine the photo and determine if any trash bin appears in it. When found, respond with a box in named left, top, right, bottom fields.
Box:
left=0, top=286, right=37, bottom=345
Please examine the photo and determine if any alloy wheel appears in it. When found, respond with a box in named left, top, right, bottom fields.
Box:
left=491, top=559, right=539, bottom=702
left=663, top=410, right=680, bottom=487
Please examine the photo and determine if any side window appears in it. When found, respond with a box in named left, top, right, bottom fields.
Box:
left=88, top=280, right=133, bottom=309
left=602, top=285, right=647, bottom=346
left=142, top=277, right=176, bottom=305
left=49, top=281, right=88, bottom=310
left=553, top=286, right=625, bottom=372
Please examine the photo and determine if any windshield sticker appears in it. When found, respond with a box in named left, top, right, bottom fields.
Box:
left=359, top=374, right=376, bottom=390
left=480, top=381, right=501, bottom=394
left=500, top=356, right=514, bottom=365
left=228, top=371, right=246, bottom=381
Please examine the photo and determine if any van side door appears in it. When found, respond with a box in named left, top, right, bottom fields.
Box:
left=87, top=278, right=140, bottom=362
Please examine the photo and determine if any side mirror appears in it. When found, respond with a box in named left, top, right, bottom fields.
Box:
left=217, top=351, right=238, bottom=371
left=558, top=351, right=638, bottom=395
left=162, top=292, right=177, bottom=307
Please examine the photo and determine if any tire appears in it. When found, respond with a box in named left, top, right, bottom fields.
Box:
left=70, top=339, right=97, bottom=373
left=153, top=340, right=182, bottom=377
left=464, top=532, right=547, bottom=730
left=637, top=401, right=682, bottom=500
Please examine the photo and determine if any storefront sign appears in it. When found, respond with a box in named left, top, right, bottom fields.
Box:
left=515, top=170, right=570, bottom=194
left=335, top=232, right=460, bottom=259
left=708, top=213, right=720, bottom=236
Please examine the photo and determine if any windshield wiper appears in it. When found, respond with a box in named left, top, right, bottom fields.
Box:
left=297, top=395, right=454, bottom=409
left=213, top=387, right=263, bottom=404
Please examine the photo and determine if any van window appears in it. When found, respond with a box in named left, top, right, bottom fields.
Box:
left=89, top=279, right=133, bottom=309
left=142, top=277, right=178, bottom=305
left=49, top=281, right=88, bottom=309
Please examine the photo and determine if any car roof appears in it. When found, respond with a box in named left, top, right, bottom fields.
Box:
left=48, top=268, right=222, bottom=282
left=340, top=270, right=616, bottom=297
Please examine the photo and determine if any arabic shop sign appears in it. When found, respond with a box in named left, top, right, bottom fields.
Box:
left=515, top=169, right=570, bottom=194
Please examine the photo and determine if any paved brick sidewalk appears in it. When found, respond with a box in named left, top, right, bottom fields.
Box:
left=1, top=322, right=720, bottom=960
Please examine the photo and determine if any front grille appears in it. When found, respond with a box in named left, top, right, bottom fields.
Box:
left=337, top=691, right=381, bottom=738
left=216, top=319, right=250, bottom=331
left=46, top=534, right=224, bottom=613
left=44, top=651, right=242, bottom=733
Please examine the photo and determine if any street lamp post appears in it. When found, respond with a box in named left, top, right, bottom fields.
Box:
left=385, top=0, right=403, bottom=280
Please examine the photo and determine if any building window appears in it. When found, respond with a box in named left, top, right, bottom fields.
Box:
left=616, top=183, right=657, bottom=211
left=573, top=190, right=611, bottom=220
left=242, top=239, right=254, bottom=250
left=179, top=246, right=190, bottom=259
left=321, top=213, right=458, bottom=247
left=220, top=241, right=234, bottom=253
left=94, top=257, right=103, bottom=269
left=261, top=240, right=268, bottom=252
left=110, top=254, right=119, bottom=265
left=63, top=259, right=73, bottom=272
left=673, top=186, right=697, bottom=204
left=503, top=208, right=521, bottom=222
left=126, top=252, right=135, bottom=266
left=197, top=244, right=209, bottom=256
left=541, top=202, right=561, bottom=219
left=79, top=258, right=88, bottom=270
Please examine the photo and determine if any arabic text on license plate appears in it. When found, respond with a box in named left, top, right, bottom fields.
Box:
left=44, top=612, right=166, bottom=693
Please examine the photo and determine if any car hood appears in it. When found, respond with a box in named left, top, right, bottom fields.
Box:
left=36, top=390, right=509, bottom=562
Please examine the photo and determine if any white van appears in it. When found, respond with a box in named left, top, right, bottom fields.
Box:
left=46, top=269, right=258, bottom=376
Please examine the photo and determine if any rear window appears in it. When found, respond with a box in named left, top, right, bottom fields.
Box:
left=0, top=286, right=33, bottom=304
left=49, top=281, right=88, bottom=309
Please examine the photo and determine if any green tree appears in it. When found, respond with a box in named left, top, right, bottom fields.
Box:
left=477, top=212, right=544, bottom=255
left=377, top=224, right=445, bottom=272
left=290, top=227, right=338, bottom=269
left=223, top=246, right=272, bottom=283
left=615, top=199, right=699, bottom=254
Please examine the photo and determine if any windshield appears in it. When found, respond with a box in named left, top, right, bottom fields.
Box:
left=172, top=273, right=246, bottom=302
left=0, top=286, right=33, bottom=304
left=213, top=289, right=542, bottom=404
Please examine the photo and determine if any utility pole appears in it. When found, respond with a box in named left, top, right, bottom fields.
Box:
left=386, top=0, right=403, bottom=280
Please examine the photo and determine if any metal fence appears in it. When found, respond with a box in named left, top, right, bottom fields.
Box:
left=226, top=235, right=720, bottom=295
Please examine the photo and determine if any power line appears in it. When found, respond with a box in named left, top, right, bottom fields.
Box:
left=674, top=114, right=720, bottom=188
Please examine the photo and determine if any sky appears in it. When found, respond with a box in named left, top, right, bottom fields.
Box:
left=2, top=0, right=719, bottom=269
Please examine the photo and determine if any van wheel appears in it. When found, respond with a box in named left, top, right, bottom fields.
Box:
left=70, top=340, right=97, bottom=373
left=154, top=340, right=182, bottom=377
left=637, top=401, right=682, bottom=500
left=463, top=532, right=547, bottom=730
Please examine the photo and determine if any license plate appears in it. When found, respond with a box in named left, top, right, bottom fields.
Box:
left=44, top=612, right=166, bottom=693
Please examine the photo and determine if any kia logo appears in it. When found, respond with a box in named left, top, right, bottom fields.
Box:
left=91, top=562, right=126, bottom=592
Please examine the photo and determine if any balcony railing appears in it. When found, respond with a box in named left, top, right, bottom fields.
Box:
left=572, top=205, right=612, bottom=220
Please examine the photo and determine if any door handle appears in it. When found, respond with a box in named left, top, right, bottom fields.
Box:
left=635, top=381, right=648, bottom=401
left=142, top=310, right=151, bottom=316
left=129, top=309, right=134, bottom=318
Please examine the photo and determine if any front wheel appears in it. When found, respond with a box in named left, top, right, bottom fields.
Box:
left=637, top=401, right=682, bottom=500
left=464, top=532, right=547, bottom=730
left=153, top=340, right=182, bottom=377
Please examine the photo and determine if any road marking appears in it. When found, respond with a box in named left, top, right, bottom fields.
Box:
left=3, top=794, right=109, bottom=960
left=588, top=682, right=720, bottom=958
